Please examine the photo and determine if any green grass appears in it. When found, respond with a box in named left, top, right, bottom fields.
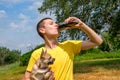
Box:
left=1, top=58, right=120, bottom=80
left=0, top=62, right=26, bottom=80
left=1, top=50, right=120, bottom=80
left=74, top=58, right=120, bottom=73
left=74, top=50, right=120, bottom=61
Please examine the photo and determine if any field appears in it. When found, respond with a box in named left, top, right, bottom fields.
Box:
left=0, top=51, right=120, bottom=80
left=0, top=62, right=26, bottom=80
left=0, top=58, right=120, bottom=80
left=74, top=58, right=120, bottom=80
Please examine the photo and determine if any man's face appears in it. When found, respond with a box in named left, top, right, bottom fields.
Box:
left=43, top=19, right=59, bottom=38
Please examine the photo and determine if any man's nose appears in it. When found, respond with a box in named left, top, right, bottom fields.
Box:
left=54, top=22, right=58, bottom=27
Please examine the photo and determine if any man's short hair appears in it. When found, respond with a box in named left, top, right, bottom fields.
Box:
left=36, top=17, right=52, bottom=39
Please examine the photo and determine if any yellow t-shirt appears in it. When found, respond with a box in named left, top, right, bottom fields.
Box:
left=26, top=40, right=82, bottom=80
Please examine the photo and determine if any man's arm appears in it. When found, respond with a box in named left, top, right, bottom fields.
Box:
left=78, top=22, right=102, bottom=50
left=65, top=17, right=103, bottom=50
left=24, top=70, right=55, bottom=80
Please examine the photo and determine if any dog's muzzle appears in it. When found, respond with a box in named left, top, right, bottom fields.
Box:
left=48, top=58, right=55, bottom=65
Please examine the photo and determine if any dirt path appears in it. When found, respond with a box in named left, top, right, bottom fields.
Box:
left=74, top=69, right=120, bottom=80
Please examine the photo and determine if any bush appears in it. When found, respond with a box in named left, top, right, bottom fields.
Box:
left=5, top=52, right=20, bottom=64
left=20, top=51, right=32, bottom=66
left=0, top=47, right=21, bottom=65
left=20, top=44, right=44, bottom=66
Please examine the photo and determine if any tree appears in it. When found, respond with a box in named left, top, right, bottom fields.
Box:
left=5, top=50, right=21, bottom=64
left=0, top=47, right=10, bottom=65
left=38, top=0, right=120, bottom=51
left=108, top=10, right=120, bottom=51
left=0, top=46, right=21, bottom=65
left=99, top=32, right=113, bottom=51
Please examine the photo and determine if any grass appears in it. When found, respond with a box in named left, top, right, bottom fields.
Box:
left=74, top=50, right=120, bottom=61
left=1, top=58, right=120, bottom=80
left=0, top=50, right=120, bottom=80
left=74, top=58, right=120, bottom=73
left=73, top=58, right=120, bottom=80
left=0, top=62, right=26, bottom=80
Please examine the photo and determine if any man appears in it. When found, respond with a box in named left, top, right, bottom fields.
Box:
left=24, top=17, right=103, bottom=80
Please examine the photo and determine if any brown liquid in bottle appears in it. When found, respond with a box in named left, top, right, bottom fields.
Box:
left=58, top=22, right=78, bottom=30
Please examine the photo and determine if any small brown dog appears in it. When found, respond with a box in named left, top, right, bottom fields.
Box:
left=31, top=49, right=55, bottom=80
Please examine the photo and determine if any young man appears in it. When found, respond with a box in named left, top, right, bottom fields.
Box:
left=24, top=17, right=103, bottom=80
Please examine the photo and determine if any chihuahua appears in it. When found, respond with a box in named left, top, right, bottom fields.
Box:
left=31, top=49, right=55, bottom=80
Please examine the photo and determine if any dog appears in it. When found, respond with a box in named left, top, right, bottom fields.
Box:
left=31, top=49, right=55, bottom=80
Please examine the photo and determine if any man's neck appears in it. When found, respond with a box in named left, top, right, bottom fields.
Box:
left=44, top=37, right=58, bottom=50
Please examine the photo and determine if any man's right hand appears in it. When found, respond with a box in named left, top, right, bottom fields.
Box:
left=45, top=70, right=55, bottom=80
left=24, top=70, right=55, bottom=80
left=24, top=71, right=31, bottom=80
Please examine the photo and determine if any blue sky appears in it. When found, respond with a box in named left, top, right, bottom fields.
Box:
left=0, top=0, right=55, bottom=54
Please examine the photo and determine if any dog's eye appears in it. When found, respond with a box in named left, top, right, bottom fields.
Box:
left=49, top=56, right=51, bottom=59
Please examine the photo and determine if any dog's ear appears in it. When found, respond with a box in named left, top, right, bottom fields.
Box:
left=40, top=49, right=44, bottom=59
left=45, top=49, right=47, bottom=54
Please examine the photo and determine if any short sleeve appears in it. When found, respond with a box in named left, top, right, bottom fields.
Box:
left=26, top=49, right=42, bottom=72
left=65, top=40, right=82, bottom=54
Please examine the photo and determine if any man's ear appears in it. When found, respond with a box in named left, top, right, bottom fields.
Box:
left=39, top=27, right=45, bottom=34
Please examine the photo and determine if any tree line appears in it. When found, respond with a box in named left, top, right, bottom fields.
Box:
left=0, top=46, right=21, bottom=66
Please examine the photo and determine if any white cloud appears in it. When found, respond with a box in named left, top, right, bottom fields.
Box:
left=0, top=0, right=42, bottom=7
left=0, top=39, right=6, bottom=44
left=0, top=0, right=23, bottom=7
left=0, top=0, right=53, bottom=53
left=0, top=10, right=7, bottom=18
left=18, top=13, right=30, bottom=27
left=0, top=0, right=22, bottom=3
left=9, top=13, right=33, bottom=32
left=28, top=1, right=42, bottom=10
left=10, top=13, right=29, bottom=29
left=19, top=13, right=28, bottom=19
left=0, top=10, right=6, bottom=14
left=27, top=0, right=56, bottom=21
left=10, top=22, right=18, bottom=28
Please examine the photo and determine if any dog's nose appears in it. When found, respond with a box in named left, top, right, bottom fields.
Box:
left=52, top=58, right=55, bottom=62
left=48, top=58, right=55, bottom=65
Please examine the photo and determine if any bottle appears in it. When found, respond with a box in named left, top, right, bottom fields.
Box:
left=58, top=22, right=78, bottom=30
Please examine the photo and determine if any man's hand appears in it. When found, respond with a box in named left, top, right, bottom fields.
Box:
left=24, top=71, right=31, bottom=80
left=64, top=17, right=84, bottom=28
left=45, top=70, right=55, bottom=80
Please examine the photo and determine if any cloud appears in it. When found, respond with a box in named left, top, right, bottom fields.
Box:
left=10, top=13, right=31, bottom=29
left=19, top=13, right=28, bottom=19
left=0, top=0, right=23, bottom=7
left=27, top=0, right=56, bottom=21
left=18, top=13, right=30, bottom=26
left=0, top=10, right=6, bottom=14
left=18, top=43, right=33, bottom=50
left=0, top=0, right=38, bottom=7
left=0, top=0, right=53, bottom=53
left=28, top=1, right=42, bottom=10
left=0, top=10, right=7, bottom=18
left=10, top=22, right=18, bottom=28
left=0, top=39, right=6, bottom=45
left=0, top=0, right=22, bottom=3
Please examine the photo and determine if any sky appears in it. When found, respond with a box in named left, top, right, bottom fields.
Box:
left=0, top=0, right=55, bottom=54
